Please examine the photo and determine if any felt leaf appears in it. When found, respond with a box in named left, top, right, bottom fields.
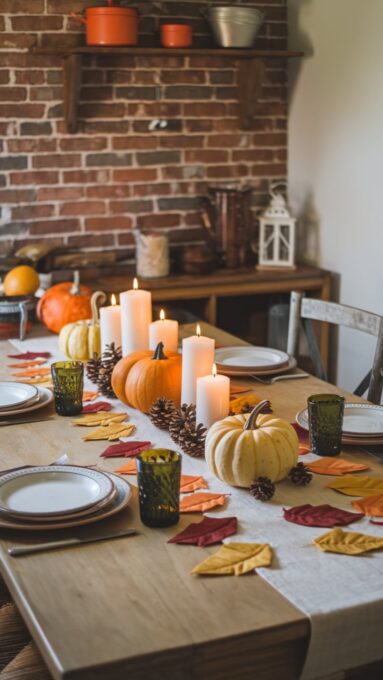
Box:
left=72, top=412, right=128, bottom=427
left=168, top=515, right=238, bottom=547
left=179, top=492, right=228, bottom=513
left=101, top=440, right=151, bottom=458
left=314, top=527, right=383, bottom=555
left=230, top=385, right=252, bottom=396
left=283, top=504, right=364, bottom=528
left=12, top=367, right=51, bottom=378
left=82, top=401, right=113, bottom=413
left=351, top=494, right=383, bottom=517
left=8, top=359, right=47, bottom=368
left=191, top=542, right=272, bottom=576
left=306, top=458, right=369, bottom=476
left=7, top=351, right=51, bottom=359
left=180, top=475, right=208, bottom=493
left=370, top=519, right=383, bottom=526
left=299, top=445, right=311, bottom=455
left=82, top=423, right=135, bottom=441
left=16, top=377, right=53, bottom=387
left=115, top=459, right=137, bottom=474
left=229, top=394, right=261, bottom=415
left=83, top=390, right=98, bottom=402
left=328, top=475, right=383, bottom=497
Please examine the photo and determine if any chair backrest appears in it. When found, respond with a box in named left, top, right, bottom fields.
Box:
left=287, top=291, right=383, bottom=404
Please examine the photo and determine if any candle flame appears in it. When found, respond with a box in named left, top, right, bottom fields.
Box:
left=212, top=363, right=217, bottom=378
left=133, top=277, right=138, bottom=290
left=196, top=323, right=201, bottom=337
left=111, top=294, right=116, bottom=306
left=160, top=309, right=165, bottom=321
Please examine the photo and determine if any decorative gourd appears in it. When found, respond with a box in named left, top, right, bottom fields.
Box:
left=205, top=400, right=299, bottom=487
left=111, top=349, right=153, bottom=404
left=113, top=342, right=182, bottom=412
left=3, top=265, right=40, bottom=296
left=58, top=291, right=106, bottom=361
left=37, top=271, right=92, bottom=334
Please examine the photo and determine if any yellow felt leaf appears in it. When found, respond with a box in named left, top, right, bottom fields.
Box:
left=82, top=423, right=135, bottom=441
left=115, top=459, right=137, bottom=475
left=328, top=474, right=383, bottom=497
left=306, top=458, right=369, bottom=476
left=180, top=475, right=208, bottom=493
left=351, top=494, right=383, bottom=517
left=83, top=391, right=98, bottom=402
left=16, top=376, right=53, bottom=386
left=314, top=528, right=383, bottom=555
left=73, top=412, right=128, bottom=427
left=192, top=542, right=273, bottom=576
left=229, top=394, right=261, bottom=415
left=179, top=492, right=228, bottom=513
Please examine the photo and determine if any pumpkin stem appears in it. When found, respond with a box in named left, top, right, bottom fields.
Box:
left=244, top=400, right=272, bottom=430
left=91, top=291, right=107, bottom=324
left=70, top=270, right=80, bottom=295
left=152, top=342, right=168, bottom=360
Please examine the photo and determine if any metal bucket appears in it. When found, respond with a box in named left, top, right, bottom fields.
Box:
left=207, top=6, right=264, bottom=47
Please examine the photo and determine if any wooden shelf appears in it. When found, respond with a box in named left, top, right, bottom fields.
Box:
left=31, top=46, right=303, bottom=133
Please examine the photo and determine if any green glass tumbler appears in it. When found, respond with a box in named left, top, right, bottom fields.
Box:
left=51, top=361, right=84, bottom=416
left=308, top=393, right=345, bottom=457
left=137, top=449, right=181, bottom=528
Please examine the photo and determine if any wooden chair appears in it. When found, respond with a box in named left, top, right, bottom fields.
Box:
left=287, top=291, right=383, bottom=404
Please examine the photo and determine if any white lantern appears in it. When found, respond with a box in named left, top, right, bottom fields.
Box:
left=257, top=183, right=296, bottom=269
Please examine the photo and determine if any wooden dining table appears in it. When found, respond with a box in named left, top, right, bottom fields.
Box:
left=0, top=323, right=381, bottom=680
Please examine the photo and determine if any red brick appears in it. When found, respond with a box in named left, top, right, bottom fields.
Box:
left=7, top=138, right=56, bottom=153
left=132, top=183, right=171, bottom=197
left=32, top=154, right=81, bottom=169
left=126, top=103, right=181, bottom=118
left=250, top=162, right=287, bottom=176
left=0, top=189, right=36, bottom=203
left=253, top=132, right=287, bottom=146
left=113, top=169, right=157, bottom=182
left=112, top=136, right=158, bottom=151
left=0, top=104, right=44, bottom=118
left=0, top=87, right=27, bottom=102
left=0, top=34, right=35, bottom=49
left=29, top=219, right=80, bottom=235
left=206, top=165, right=249, bottom=179
left=85, top=217, right=133, bottom=232
left=37, top=187, right=84, bottom=201
left=110, top=200, right=153, bottom=214
left=207, top=134, right=251, bottom=148
left=81, top=87, right=114, bottom=101
left=15, top=70, right=44, bottom=85
left=183, top=102, right=226, bottom=117
left=60, top=201, right=106, bottom=216
left=232, top=149, right=274, bottom=162
left=86, top=185, right=131, bottom=199
left=59, top=138, right=107, bottom=151
left=79, top=103, right=125, bottom=119
left=0, top=71, right=10, bottom=85
left=67, top=234, right=115, bottom=249
left=160, top=135, right=204, bottom=149
left=10, top=171, right=59, bottom=185
left=3, top=0, right=44, bottom=12
left=185, top=120, right=213, bottom=133
left=12, top=205, right=55, bottom=220
left=137, top=214, right=180, bottom=229
left=30, top=86, right=62, bottom=102
left=117, top=232, right=135, bottom=247
left=161, top=71, right=206, bottom=84
left=185, top=150, right=228, bottom=164
left=11, top=16, right=63, bottom=31
left=63, top=170, right=110, bottom=184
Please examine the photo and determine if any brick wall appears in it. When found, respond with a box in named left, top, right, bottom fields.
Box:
left=0, top=0, right=288, bottom=262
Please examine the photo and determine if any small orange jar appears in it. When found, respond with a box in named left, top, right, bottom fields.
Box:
left=160, top=24, right=192, bottom=48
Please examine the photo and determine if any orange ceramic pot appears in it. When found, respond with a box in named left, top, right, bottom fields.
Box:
left=71, top=2, right=138, bottom=46
left=160, top=24, right=192, bottom=48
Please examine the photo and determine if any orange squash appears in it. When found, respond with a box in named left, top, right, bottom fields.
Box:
left=36, top=271, right=92, bottom=334
left=111, top=349, right=152, bottom=403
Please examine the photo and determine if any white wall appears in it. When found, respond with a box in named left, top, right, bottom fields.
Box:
left=288, top=0, right=383, bottom=392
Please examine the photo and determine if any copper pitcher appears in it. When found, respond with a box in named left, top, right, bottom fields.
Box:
left=203, top=186, right=253, bottom=268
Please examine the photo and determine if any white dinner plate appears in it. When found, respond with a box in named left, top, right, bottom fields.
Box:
left=0, top=386, right=53, bottom=418
left=0, top=472, right=131, bottom=531
left=218, top=356, right=297, bottom=377
left=297, top=403, right=383, bottom=436
left=0, top=382, right=38, bottom=410
left=215, top=346, right=289, bottom=371
left=0, top=465, right=114, bottom=518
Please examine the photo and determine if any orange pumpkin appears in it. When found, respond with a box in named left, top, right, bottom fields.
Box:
left=37, top=271, right=92, bottom=334
left=112, top=342, right=182, bottom=412
left=111, top=349, right=152, bottom=403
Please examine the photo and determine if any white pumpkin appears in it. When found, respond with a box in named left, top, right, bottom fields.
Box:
left=58, top=290, right=106, bottom=361
left=205, top=400, right=299, bottom=487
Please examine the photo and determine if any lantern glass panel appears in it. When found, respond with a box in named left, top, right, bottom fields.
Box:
left=279, top=224, right=291, bottom=261
left=265, top=223, right=275, bottom=259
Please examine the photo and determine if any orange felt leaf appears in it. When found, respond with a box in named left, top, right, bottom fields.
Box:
left=299, top=445, right=311, bottom=455
left=230, top=385, right=252, bottom=396
left=115, top=459, right=137, bottom=475
left=180, top=475, right=208, bottom=493
left=351, top=494, right=383, bottom=517
left=306, top=458, right=369, bottom=476
left=12, top=367, right=51, bottom=377
left=83, top=390, right=98, bottom=402
left=180, top=492, right=228, bottom=513
left=8, top=359, right=47, bottom=368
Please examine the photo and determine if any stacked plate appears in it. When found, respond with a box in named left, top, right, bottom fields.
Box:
left=0, top=381, right=54, bottom=417
left=0, top=465, right=131, bottom=531
left=296, top=403, right=383, bottom=446
left=215, top=346, right=296, bottom=376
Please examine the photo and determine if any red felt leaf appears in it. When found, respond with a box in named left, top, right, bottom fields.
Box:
left=7, top=351, right=51, bottom=359
left=168, top=516, right=238, bottom=547
left=101, top=441, right=151, bottom=458
left=370, top=519, right=383, bottom=526
left=283, top=504, right=364, bottom=527
left=82, top=401, right=113, bottom=413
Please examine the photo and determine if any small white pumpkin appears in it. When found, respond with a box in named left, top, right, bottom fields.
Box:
left=58, top=290, right=106, bottom=361
left=205, top=400, right=299, bottom=487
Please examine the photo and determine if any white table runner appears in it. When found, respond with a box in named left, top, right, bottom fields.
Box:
left=9, top=335, right=383, bottom=680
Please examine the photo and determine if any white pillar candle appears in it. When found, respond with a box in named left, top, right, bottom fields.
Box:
left=196, top=364, right=230, bottom=430
left=120, top=278, right=152, bottom=356
left=99, top=294, right=122, bottom=355
left=149, top=309, right=179, bottom=354
left=181, top=324, right=215, bottom=405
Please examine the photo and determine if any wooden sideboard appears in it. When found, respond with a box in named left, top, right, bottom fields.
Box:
left=87, top=265, right=332, bottom=372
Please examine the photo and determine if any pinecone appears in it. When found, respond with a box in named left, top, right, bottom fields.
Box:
left=86, top=353, right=101, bottom=384
left=288, top=463, right=312, bottom=486
left=250, top=476, right=275, bottom=501
left=169, top=403, right=196, bottom=444
left=149, top=397, right=176, bottom=429
left=178, top=421, right=207, bottom=457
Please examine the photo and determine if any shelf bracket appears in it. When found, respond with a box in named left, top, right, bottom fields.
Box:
left=238, top=58, right=265, bottom=130
left=62, top=53, right=83, bottom=134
